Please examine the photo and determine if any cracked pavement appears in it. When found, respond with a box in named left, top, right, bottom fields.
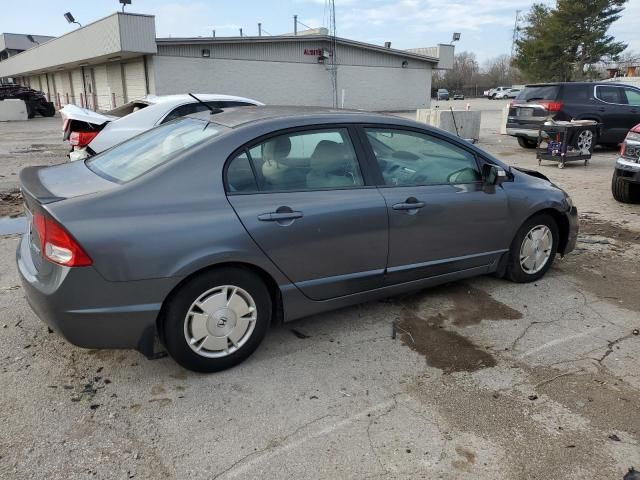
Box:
left=1, top=100, right=640, bottom=479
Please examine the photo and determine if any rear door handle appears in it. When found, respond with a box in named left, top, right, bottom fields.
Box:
left=258, top=211, right=304, bottom=221
left=392, top=200, right=425, bottom=211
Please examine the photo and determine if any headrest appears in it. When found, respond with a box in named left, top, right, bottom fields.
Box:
left=263, top=136, right=291, bottom=163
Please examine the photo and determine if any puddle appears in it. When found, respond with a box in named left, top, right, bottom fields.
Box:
left=397, top=282, right=523, bottom=374
left=0, top=216, right=27, bottom=235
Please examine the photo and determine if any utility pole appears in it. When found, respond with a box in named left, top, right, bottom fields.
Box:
left=258, top=23, right=262, bottom=36
left=293, top=15, right=298, bottom=35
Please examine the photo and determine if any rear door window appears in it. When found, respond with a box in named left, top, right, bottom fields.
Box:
left=516, top=85, right=560, bottom=102
left=87, top=118, right=227, bottom=183
left=227, top=128, right=364, bottom=192
left=596, top=86, right=625, bottom=104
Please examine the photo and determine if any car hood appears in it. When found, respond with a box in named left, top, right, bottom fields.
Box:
left=60, top=105, right=118, bottom=126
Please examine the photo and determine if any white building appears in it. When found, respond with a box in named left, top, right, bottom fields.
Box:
left=0, top=12, right=454, bottom=112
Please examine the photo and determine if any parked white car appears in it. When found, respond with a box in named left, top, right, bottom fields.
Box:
left=487, top=86, right=512, bottom=99
left=61, top=94, right=264, bottom=160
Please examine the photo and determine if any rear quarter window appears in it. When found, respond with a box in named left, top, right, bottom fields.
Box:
left=560, top=85, right=593, bottom=103
left=87, top=118, right=228, bottom=183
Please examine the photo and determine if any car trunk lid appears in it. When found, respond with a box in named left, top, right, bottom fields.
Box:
left=509, top=85, right=562, bottom=122
left=20, top=162, right=117, bottom=274
left=60, top=104, right=117, bottom=127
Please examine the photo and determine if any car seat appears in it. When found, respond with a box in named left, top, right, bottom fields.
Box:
left=306, top=140, right=357, bottom=188
left=261, top=136, right=292, bottom=189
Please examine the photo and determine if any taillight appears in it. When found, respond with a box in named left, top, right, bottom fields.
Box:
left=539, top=100, right=563, bottom=112
left=69, top=131, right=98, bottom=147
left=32, top=212, right=92, bottom=267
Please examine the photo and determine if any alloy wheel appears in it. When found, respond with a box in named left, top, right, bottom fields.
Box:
left=576, top=130, right=593, bottom=153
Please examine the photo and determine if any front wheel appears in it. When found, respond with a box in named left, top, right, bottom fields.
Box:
left=612, top=173, right=640, bottom=204
left=506, top=214, right=559, bottom=283
left=162, top=267, right=272, bottom=372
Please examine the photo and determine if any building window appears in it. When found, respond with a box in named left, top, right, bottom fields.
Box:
left=202, top=49, right=210, bottom=58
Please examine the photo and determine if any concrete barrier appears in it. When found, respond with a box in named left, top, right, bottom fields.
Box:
left=0, top=99, right=28, bottom=121
left=500, top=104, right=509, bottom=135
left=416, top=108, right=481, bottom=141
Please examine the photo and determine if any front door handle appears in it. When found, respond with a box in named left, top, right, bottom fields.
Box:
left=392, top=198, right=425, bottom=211
left=258, top=211, right=304, bottom=221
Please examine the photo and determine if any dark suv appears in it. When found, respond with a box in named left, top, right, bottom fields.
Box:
left=507, top=82, right=640, bottom=149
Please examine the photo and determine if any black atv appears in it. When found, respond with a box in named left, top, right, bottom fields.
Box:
left=0, top=83, right=56, bottom=118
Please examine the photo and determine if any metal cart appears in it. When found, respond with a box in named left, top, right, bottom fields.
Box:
left=536, top=120, right=599, bottom=169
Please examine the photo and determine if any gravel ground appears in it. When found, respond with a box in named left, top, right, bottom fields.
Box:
left=1, top=103, right=639, bottom=480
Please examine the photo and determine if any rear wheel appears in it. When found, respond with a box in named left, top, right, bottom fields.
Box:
left=612, top=172, right=640, bottom=204
left=506, top=213, right=559, bottom=283
left=162, top=267, right=271, bottom=372
left=517, top=137, right=537, bottom=149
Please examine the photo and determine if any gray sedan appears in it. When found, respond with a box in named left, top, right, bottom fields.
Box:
left=17, top=107, right=578, bottom=372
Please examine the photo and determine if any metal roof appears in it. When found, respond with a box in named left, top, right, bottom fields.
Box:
left=156, top=35, right=439, bottom=64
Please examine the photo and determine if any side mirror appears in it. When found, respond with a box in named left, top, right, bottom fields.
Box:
left=483, top=164, right=508, bottom=186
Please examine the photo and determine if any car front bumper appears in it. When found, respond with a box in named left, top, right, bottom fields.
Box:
left=614, top=157, right=640, bottom=183
left=563, top=206, right=579, bottom=256
left=16, top=233, right=178, bottom=355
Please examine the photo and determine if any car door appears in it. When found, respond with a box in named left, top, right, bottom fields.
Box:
left=359, top=126, right=510, bottom=285
left=594, top=85, right=630, bottom=142
left=225, top=126, right=388, bottom=300
left=621, top=86, right=640, bottom=130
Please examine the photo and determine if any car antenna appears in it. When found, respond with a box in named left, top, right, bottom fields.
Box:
left=188, top=93, right=223, bottom=114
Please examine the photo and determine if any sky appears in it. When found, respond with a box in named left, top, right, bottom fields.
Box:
left=1, top=0, right=639, bottom=65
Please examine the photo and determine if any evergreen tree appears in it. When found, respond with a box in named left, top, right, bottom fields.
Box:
left=514, top=0, right=628, bottom=81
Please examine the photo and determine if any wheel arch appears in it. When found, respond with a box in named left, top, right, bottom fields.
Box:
left=156, top=261, right=284, bottom=344
left=497, top=207, right=570, bottom=278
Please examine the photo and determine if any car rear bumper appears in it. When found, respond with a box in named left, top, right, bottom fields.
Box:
left=506, top=126, right=540, bottom=139
left=16, top=234, right=177, bottom=355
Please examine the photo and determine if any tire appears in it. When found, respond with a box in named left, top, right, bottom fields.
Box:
left=162, top=267, right=272, bottom=373
left=612, top=173, right=640, bottom=204
left=517, top=137, right=537, bottom=149
left=505, top=213, right=559, bottom=283
left=37, top=102, right=56, bottom=117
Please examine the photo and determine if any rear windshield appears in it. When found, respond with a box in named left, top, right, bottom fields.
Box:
left=515, top=85, right=560, bottom=102
left=86, top=118, right=227, bottom=183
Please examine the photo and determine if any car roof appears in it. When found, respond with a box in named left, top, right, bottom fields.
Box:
left=523, top=82, right=632, bottom=88
left=197, top=105, right=404, bottom=129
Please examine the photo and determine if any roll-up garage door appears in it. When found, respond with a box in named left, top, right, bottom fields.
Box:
left=53, top=71, right=66, bottom=105
left=123, top=59, right=147, bottom=102
left=93, top=65, right=111, bottom=111
left=39, top=74, right=49, bottom=96
left=70, top=69, right=84, bottom=105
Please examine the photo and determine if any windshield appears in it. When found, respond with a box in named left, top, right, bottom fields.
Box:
left=516, top=85, right=560, bottom=102
left=86, top=118, right=227, bottom=183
